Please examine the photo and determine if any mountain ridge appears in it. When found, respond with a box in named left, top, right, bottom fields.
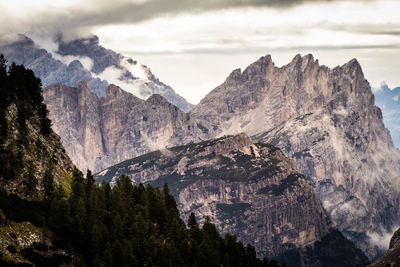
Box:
left=95, top=133, right=369, bottom=266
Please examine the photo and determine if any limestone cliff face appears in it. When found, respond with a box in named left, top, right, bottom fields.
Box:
left=95, top=134, right=369, bottom=266
left=43, top=82, right=207, bottom=172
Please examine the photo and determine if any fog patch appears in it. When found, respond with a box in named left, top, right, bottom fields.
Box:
left=93, top=64, right=145, bottom=99
left=368, top=225, right=400, bottom=251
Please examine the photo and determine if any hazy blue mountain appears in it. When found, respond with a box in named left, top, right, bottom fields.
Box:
left=373, top=84, right=400, bottom=149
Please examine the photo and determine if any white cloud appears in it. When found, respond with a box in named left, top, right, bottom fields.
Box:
left=2, top=0, right=400, bottom=103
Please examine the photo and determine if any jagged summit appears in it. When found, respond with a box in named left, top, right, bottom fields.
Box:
left=190, top=53, right=400, bottom=259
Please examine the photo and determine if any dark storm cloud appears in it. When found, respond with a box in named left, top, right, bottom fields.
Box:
left=0, top=0, right=355, bottom=38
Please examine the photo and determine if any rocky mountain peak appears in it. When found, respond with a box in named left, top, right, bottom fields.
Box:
left=225, top=68, right=242, bottom=83
left=242, top=54, right=274, bottom=80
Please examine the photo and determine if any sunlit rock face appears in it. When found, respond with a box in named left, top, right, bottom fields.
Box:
left=43, top=82, right=206, bottom=172
left=192, top=54, right=400, bottom=259
left=95, top=134, right=369, bottom=266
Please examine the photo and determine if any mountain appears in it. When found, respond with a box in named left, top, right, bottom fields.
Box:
left=37, top=52, right=399, bottom=259
left=370, top=228, right=400, bottom=266
left=0, top=58, right=74, bottom=199
left=190, top=54, right=400, bottom=259
left=0, top=34, right=193, bottom=112
left=57, top=35, right=194, bottom=112
left=373, top=83, right=400, bottom=148
left=0, top=34, right=108, bottom=97
left=43, top=82, right=209, bottom=172
left=0, top=58, right=273, bottom=267
left=95, top=133, right=369, bottom=266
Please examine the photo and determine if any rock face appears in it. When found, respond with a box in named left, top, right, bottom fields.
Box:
left=95, top=134, right=369, bottom=266
left=373, top=83, right=400, bottom=148
left=191, top=54, right=400, bottom=259
left=0, top=34, right=193, bottom=112
left=43, top=82, right=207, bottom=172
left=369, top=228, right=400, bottom=266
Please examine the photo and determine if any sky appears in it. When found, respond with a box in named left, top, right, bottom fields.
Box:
left=1, top=0, right=400, bottom=104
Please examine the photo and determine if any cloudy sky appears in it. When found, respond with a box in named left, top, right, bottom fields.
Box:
left=1, top=0, right=400, bottom=103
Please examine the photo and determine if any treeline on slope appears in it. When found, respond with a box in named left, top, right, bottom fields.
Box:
left=0, top=54, right=52, bottom=183
left=1, top=171, right=284, bottom=267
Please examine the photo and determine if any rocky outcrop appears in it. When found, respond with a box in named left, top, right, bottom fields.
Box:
left=0, top=34, right=193, bottom=112
left=190, top=54, right=400, bottom=259
left=43, top=82, right=208, bottom=172
left=95, top=134, right=369, bottom=266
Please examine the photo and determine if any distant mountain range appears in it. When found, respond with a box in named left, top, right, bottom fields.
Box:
left=0, top=34, right=193, bottom=112
left=373, top=83, right=400, bottom=149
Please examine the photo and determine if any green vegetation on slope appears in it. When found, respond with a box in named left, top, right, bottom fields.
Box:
left=1, top=172, right=284, bottom=267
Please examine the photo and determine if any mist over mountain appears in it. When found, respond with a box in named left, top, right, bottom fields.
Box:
left=0, top=34, right=193, bottom=112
